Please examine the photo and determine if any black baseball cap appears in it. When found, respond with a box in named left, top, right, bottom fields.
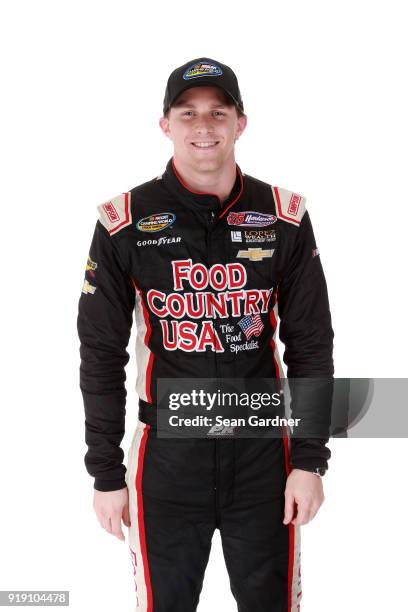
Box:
left=163, top=57, right=244, bottom=115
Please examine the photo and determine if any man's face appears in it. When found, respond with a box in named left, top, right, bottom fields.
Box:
left=159, top=86, right=247, bottom=173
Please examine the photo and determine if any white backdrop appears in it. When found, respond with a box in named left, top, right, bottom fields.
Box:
left=0, top=0, right=407, bottom=610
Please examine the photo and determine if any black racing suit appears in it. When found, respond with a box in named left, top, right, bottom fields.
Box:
left=77, top=158, right=334, bottom=611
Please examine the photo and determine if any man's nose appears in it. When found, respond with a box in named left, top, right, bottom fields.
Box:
left=193, top=116, right=215, bottom=133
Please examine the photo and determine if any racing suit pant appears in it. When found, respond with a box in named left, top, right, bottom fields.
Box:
left=125, top=416, right=301, bottom=612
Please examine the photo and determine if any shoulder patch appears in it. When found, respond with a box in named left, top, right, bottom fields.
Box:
left=271, top=186, right=306, bottom=227
left=97, top=192, right=132, bottom=235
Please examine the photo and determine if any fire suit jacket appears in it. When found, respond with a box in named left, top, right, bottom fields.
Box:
left=77, top=157, right=334, bottom=492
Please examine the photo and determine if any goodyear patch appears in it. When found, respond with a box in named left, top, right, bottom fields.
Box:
left=227, top=211, right=277, bottom=228
left=183, top=61, right=223, bottom=80
left=136, top=212, right=176, bottom=233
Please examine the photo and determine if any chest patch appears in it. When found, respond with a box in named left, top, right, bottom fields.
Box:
left=236, top=248, right=274, bottom=262
left=136, top=212, right=176, bottom=232
left=227, top=211, right=277, bottom=227
left=244, top=230, right=276, bottom=243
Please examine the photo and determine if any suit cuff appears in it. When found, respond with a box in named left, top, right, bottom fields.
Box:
left=94, top=477, right=127, bottom=492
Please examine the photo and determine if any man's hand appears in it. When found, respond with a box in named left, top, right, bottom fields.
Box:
left=283, top=469, right=325, bottom=526
left=93, top=487, right=131, bottom=541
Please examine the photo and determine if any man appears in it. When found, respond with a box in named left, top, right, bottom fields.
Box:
left=77, top=57, right=334, bottom=611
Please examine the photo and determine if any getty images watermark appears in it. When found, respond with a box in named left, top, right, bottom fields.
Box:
left=154, top=378, right=408, bottom=439
left=166, top=388, right=301, bottom=431
left=155, top=378, right=330, bottom=439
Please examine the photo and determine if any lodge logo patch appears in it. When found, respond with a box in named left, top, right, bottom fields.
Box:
left=227, top=211, right=277, bottom=227
left=183, top=62, right=223, bottom=80
left=230, top=231, right=242, bottom=242
left=136, top=212, right=176, bottom=233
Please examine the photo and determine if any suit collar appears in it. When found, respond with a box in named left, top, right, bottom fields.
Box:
left=162, top=157, right=244, bottom=218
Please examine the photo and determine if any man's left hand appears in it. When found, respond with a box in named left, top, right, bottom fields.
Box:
left=283, top=468, right=325, bottom=526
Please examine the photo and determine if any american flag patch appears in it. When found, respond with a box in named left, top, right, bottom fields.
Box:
left=238, top=314, right=264, bottom=339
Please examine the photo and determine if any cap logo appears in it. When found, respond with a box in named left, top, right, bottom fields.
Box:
left=183, top=62, right=223, bottom=80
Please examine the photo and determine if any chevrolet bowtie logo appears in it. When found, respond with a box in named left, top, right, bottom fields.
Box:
left=236, top=248, right=275, bottom=262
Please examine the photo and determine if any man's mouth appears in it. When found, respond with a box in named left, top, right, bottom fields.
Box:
left=191, top=141, right=220, bottom=149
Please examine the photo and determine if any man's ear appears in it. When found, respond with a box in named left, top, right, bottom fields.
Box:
left=159, top=116, right=171, bottom=139
left=235, top=114, right=248, bottom=141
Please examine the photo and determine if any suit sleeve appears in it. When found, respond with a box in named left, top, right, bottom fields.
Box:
left=77, top=221, right=135, bottom=491
left=277, top=211, right=334, bottom=472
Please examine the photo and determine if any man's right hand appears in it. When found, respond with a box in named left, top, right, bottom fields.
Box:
left=93, top=487, right=131, bottom=541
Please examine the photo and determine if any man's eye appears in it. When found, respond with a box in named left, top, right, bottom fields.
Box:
left=182, top=111, right=193, bottom=116
left=213, top=111, right=226, bottom=117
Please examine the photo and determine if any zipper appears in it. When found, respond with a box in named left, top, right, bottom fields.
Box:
left=208, top=208, right=220, bottom=526
left=214, top=438, right=220, bottom=526
left=206, top=210, right=219, bottom=379
left=205, top=211, right=214, bottom=257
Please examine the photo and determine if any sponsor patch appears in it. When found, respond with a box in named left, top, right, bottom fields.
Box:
left=82, top=279, right=97, bottom=295
left=236, top=248, right=274, bottom=262
left=244, top=230, right=276, bottom=243
left=288, top=193, right=301, bottom=216
left=207, top=425, right=235, bottom=436
left=230, top=231, right=242, bottom=242
left=312, top=247, right=320, bottom=258
left=227, top=211, right=277, bottom=227
left=272, top=186, right=306, bottom=226
left=86, top=256, right=97, bottom=270
left=136, top=212, right=176, bottom=233
left=85, top=256, right=98, bottom=278
left=97, top=192, right=132, bottom=235
left=102, top=201, right=120, bottom=223
left=183, top=61, right=223, bottom=80
left=137, top=236, right=182, bottom=247
left=147, top=260, right=273, bottom=354
left=238, top=314, right=264, bottom=339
